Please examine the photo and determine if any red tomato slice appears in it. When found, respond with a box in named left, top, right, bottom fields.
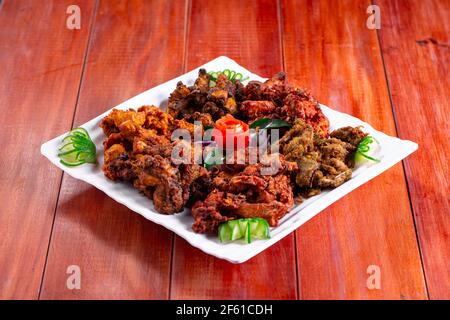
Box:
left=212, top=114, right=249, bottom=149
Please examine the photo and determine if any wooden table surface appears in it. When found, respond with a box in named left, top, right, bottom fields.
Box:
left=0, top=0, right=448, bottom=300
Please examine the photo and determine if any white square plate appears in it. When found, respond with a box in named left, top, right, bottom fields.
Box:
left=41, top=56, right=418, bottom=263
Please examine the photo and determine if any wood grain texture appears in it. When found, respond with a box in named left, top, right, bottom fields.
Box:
left=169, top=0, right=298, bottom=299
left=376, top=0, right=450, bottom=299
left=281, top=0, right=427, bottom=299
left=39, top=0, right=187, bottom=299
left=2, top=0, right=446, bottom=299
left=0, top=0, right=95, bottom=299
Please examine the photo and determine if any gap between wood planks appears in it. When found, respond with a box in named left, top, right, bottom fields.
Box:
left=37, top=0, right=100, bottom=300
left=276, top=0, right=301, bottom=300
left=370, top=0, right=430, bottom=299
left=167, top=0, right=191, bottom=300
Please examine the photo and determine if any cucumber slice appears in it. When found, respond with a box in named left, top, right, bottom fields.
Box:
left=249, top=218, right=270, bottom=240
left=71, top=127, right=90, bottom=138
left=230, top=221, right=244, bottom=240
left=58, top=146, right=80, bottom=164
left=60, top=159, right=86, bottom=167
left=218, top=224, right=232, bottom=243
left=245, top=223, right=252, bottom=243
left=58, top=128, right=97, bottom=166
left=217, top=218, right=271, bottom=244
left=355, top=136, right=381, bottom=164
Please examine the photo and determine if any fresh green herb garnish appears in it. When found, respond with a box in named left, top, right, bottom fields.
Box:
left=249, top=118, right=292, bottom=130
left=219, top=218, right=270, bottom=244
left=355, top=135, right=381, bottom=163
left=58, top=127, right=96, bottom=167
left=208, top=69, right=249, bottom=84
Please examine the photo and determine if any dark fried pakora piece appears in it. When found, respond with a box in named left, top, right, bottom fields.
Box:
left=239, top=73, right=329, bottom=136
left=182, top=111, right=214, bottom=128
left=191, top=156, right=297, bottom=233
left=243, top=72, right=290, bottom=105
left=167, top=81, right=193, bottom=118
left=191, top=190, right=244, bottom=233
left=330, top=126, right=367, bottom=147
left=280, top=88, right=329, bottom=138
left=132, top=155, right=186, bottom=214
left=100, top=71, right=369, bottom=234
left=167, top=69, right=210, bottom=119
left=131, top=154, right=209, bottom=214
left=279, top=120, right=367, bottom=196
left=167, top=69, right=241, bottom=123
left=239, top=100, right=277, bottom=122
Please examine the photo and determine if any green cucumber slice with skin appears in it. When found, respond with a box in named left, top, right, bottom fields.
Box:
left=230, top=220, right=245, bottom=240
left=218, top=223, right=232, bottom=242
left=70, top=127, right=90, bottom=138
left=245, top=223, right=251, bottom=244
left=58, top=127, right=97, bottom=166
left=250, top=218, right=270, bottom=239
left=355, top=135, right=381, bottom=164
left=218, top=218, right=271, bottom=244
left=208, top=70, right=249, bottom=84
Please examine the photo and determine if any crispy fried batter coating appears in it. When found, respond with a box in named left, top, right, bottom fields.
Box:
left=239, top=73, right=329, bottom=137
left=239, top=100, right=277, bottom=121
left=167, top=69, right=241, bottom=122
left=279, top=120, right=367, bottom=196
left=101, top=106, right=207, bottom=214
left=280, top=88, right=329, bottom=138
left=243, top=72, right=290, bottom=105
left=191, top=156, right=297, bottom=233
left=100, top=71, right=368, bottom=234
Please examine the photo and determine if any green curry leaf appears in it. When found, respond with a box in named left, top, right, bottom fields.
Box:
left=249, top=118, right=292, bottom=130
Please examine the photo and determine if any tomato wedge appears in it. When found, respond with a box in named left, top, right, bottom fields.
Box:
left=212, top=114, right=249, bottom=149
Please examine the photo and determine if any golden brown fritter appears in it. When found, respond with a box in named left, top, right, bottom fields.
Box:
left=100, top=106, right=207, bottom=214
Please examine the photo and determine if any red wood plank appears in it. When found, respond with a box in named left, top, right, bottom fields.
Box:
left=0, top=0, right=95, bottom=299
left=376, top=0, right=450, bottom=299
left=281, top=0, right=427, bottom=299
left=170, top=0, right=298, bottom=299
left=39, top=0, right=187, bottom=299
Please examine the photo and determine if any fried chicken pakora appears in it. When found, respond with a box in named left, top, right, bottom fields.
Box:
left=239, top=72, right=329, bottom=137
left=279, top=120, right=367, bottom=196
left=191, top=156, right=297, bottom=233
left=100, top=105, right=208, bottom=214
left=100, top=70, right=369, bottom=235
left=168, top=69, right=240, bottom=124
